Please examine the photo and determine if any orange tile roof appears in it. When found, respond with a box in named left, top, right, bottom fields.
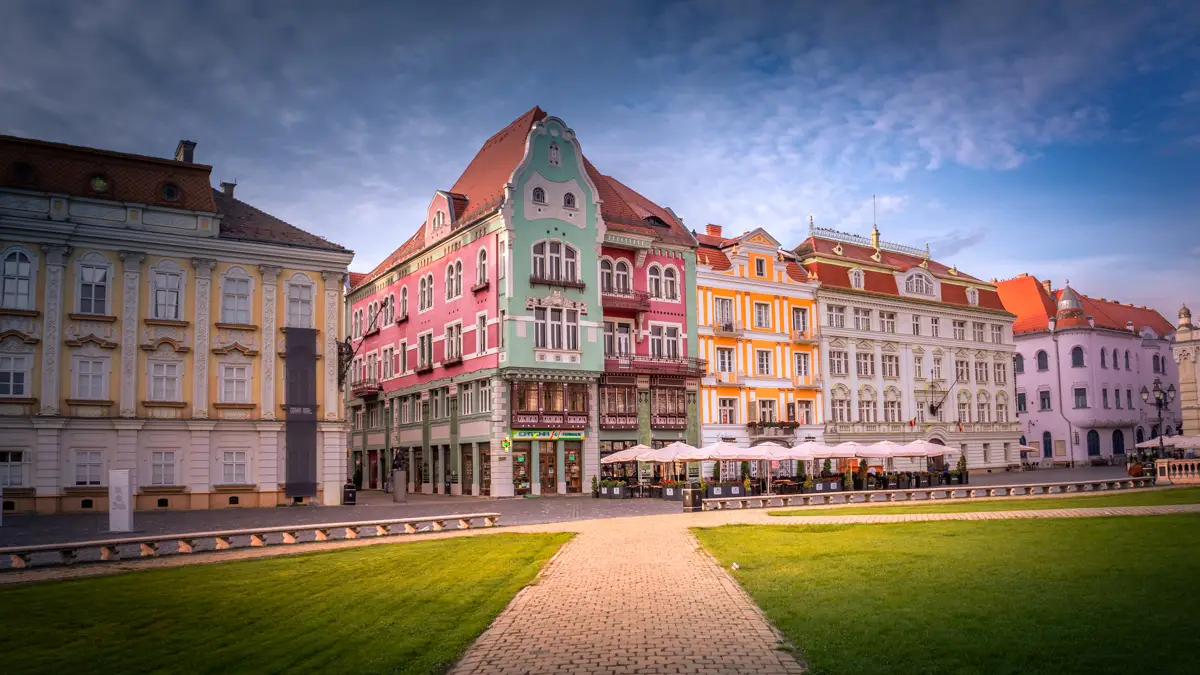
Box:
left=997, top=274, right=1174, bottom=335
left=1063, top=290, right=1174, bottom=335
left=796, top=235, right=981, bottom=282
left=784, top=261, right=809, bottom=282
left=996, top=275, right=1056, bottom=333
left=347, top=272, right=368, bottom=288
left=697, top=247, right=732, bottom=271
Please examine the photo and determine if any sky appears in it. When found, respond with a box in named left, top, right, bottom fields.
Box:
left=2, top=0, right=1198, bottom=319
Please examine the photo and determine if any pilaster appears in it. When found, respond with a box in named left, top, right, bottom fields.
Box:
left=449, top=389, right=460, bottom=495
left=112, top=418, right=145, bottom=488
left=320, top=421, right=348, bottom=505
left=321, top=271, right=343, bottom=421
left=31, top=417, right=67, bottom=497
left=118, top=251, right=145, bottom=417
left=192, top=259, right=217, bottom=418
left=185, top=419, right=215, bottom=492
left=38, top=244, right=70, bottom=415
left=259, top=265, right=281, bottom=421
left=255, top=421, right=284, bottom=490
left=584, top=379, right=598, bottom=489
left=490, top=376, right=514, bottom=497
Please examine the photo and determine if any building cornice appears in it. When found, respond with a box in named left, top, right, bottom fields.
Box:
left=817, top=286, right=1015, bottom=320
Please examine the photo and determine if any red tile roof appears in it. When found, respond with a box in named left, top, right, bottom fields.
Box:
left=784, top=261, right=809, bottom=283
left=347, top=272, right=368, bottom=289
left=997, top=274, right=1174, bottom=335
left=351, top=106, right=696, bottom=291
left=796, top=235, right=980, bottom=282
left=697, top=247, right=732, bottom=271
left=212, top=188, right=347, bottom=251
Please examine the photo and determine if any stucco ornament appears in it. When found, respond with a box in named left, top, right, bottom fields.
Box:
left=526, top=290, right=587, bottom=314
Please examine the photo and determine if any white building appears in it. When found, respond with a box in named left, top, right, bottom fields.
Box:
left=796, top=224, right=1021, bottom=472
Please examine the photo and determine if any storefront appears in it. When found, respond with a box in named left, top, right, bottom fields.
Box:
left=510, top=430, right=587, bottom=495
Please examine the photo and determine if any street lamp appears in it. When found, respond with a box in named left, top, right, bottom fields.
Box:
left=1140, top=378, right=1177, bottom=459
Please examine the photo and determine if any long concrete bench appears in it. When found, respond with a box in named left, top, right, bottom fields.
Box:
left=0, top=512, right=501, bottom=570
left=700, top=477, right=1155, bottom=511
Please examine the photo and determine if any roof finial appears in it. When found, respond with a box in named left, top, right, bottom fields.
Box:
left=924, top=242, right=930, bottom=258
left=808, top=214, right=815, bottom=235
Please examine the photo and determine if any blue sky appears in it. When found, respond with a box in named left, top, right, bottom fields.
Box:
left=2, top=0, right=1198, bottom=317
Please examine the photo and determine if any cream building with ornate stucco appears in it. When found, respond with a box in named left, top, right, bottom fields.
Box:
left=0, top=135, right=353, bottom=514
left=1172, top=305, right=1199, bottom=437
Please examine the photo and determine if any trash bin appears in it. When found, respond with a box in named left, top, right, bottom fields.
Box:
left=392, top=470, right=407, bottom=503
left=342, top=480, right=357, bottom=506
left=682, top=487, right=703, bottom=513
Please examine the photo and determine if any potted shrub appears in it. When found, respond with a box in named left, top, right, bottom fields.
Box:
left=822, top=458, right=833, bottom=477
left=662, top=479, right=684, bottom=501
left=956, top=454, right=969, bottom=484
left=885, top=473, right=899, bottom=489
left=591, top=475, right=600, bottom=498
left=843, top=472, right=854, bottom=492
left=802, top=475, right=814, bottom=493
left=948, top=470, right=961, bottom=485
left=917, top=472, right=931, bottom=488
left=601, top=479, right=626, bottom=499
left=897, top=473, right=911, bottom=489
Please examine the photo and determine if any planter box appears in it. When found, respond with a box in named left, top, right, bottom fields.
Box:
left=917, top=476, right=932, bottom=488
left=886, top=479, right=899, bottom=490
left=897, top=477, right=911, bottom=489
left=662, top=486, right=684, bottom=501
left=600, top=485, right=626, bottom=499
left=949, top=474, right=961, bottom=485
left=706, top=484, right=745, bottom=499
left=813, top=479, right=843, bottom=493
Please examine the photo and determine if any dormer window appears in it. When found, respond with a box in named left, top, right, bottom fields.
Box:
left=563, top=192, right=576, bottom=209
left=160, top=183, right=181, bottom=202
left=849, top=269, right=864, bottom=289
left=532, top=187, right=546, bottom=205
left=905, top=273, right=934, bottom=296
left=88, top=174, right=111, bottom=194
left=10, top=162, right=35, bottom=185
left=967, top=288, right=979, bottom=306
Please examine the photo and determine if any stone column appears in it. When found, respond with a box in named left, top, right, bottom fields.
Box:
left=192, top=259, right=217, bottom=418
left=321, top=272, right=343, bottom=421
left=259, top=265, right=281, bottom=421
left=38, top=244, right=70, bottom=415
left=637, top=376, right=652, bottom=446
left=449, top=389, right=461, bottom=495
left=118, top=251, right=145, bottom=417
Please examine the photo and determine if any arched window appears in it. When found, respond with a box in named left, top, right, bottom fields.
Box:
left=285, top=273, right=315, bottom=328
left=1124, top=351, right=1130, bottom=370
left=1071, top=346, right=1084, bottom=368
left=1152, top=354, right=1161, bottom=373
left=663, top=267, right=678, bottom=300
left=1086, top=430, right=1100, bottom=457
left=1014, top=353, right=1024, bottom=373
left=1112, top=429, right=1125, bottom=455
left=648, top=265, right=662, bottom=298
left=600, top=260, right=613, bottom=292
left=476, top=248, right=487, bottom=285
left=1101, top=350, right=1107, bottom=368
left=548, top=242, right=563, bottom=280
left=1112, top=349, right=1119, bottom=370
left=531, top=240, right=578, bottom=282
left=532, top=187, right=546, bottom=205
left=426, top=274, right=434, bottom=309
left=1042, top=431, right=1053, bottom=459
left=1151, top=426, right=1159, bottom=439
left=849, top=269, right=864, bottom=289
left=1, top=249, right=34, bottom=309
left=905, top=273, right=933, bottom=295
left=399, top=287, right=408, bottom=317
left=454, top=261, right=463, bottom=297
left=383, top=295, right=393, bottom=325
left=563, top=192, right=576, bottom=209
left=1136, top=427, right=1145, bottom=445
left=418, top=277, right=427, bottom=311
left=446, top=265, right=455, bottom=300
left=615, top=260, right=630, bottom=292
left=1036, top=350, right=1049, bottom=371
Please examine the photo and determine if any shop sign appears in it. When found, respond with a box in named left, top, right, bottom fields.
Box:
left=511, top=430, right=586, bottom=441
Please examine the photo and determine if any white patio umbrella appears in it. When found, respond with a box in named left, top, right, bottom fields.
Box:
left=600, top=444, right=651, bottom=464
left=810, top=442, right=862, bottom=459
left=752, top=442, right=800, bottom=495
left=634, top=442, right=694, bottom=463
left=1136, top=435, right=1177, bottom=450
left=901, top=439, right=952, bottom=457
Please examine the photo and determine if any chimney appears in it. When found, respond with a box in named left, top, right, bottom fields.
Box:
left=705, top=224, right=722, bottom=237
left=220, top=181, right=237, bottom=198
left=1041, top=279, right=1052, bottom=294
left=1048, top=317, right=1056, bottom=332
left=1126, top=320, right=1136, bottom=332
left=175, top=140, right=196, bottom=163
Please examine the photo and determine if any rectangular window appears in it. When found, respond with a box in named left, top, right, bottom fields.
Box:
left=75, top=359, right=105, bottom=399
left=534, top=308, right=547, bottom=349
left=932, top=357, right=943, bottom=380
left=75, top=450, right=103, bottom=486
left=997, top=403, right=1008, bottom=423
left=714, top=297, right=734, bottom=328
left=222, top=277, right=251, bottom=324
left=830, top=351, right=848, bottom=376
left=603, top=321, right=614, bottom=357
left=664, top=326, right=678, bottom=358
left=755, top=258, right=766, bottom=277
left=1102, top=389, right=1109, bottom=408
left=827, top=305, right=846, bottom=328
left=912, top=315, right=921, bottom=336
left=792, top=307, right=808, bottom=334
left=567, top=310, right=579, bottom=350
left=550, top=309, right=563, bottom=349
left=880, top=312, right=896, bottom=333
left=757, top=399, right=777, bottom=423
left=153, top=271, right=182, bottom=320
left=930, top=317, right=940, bottom=337
left=991, top=325, right=1003, bottom=343
left=856, top=353, right=875, bottom=377
left=1017, top=392, right=1027, bottom=413
left=977, top=402, right=990, bottom=423
left=1, top=253, right=33, bottom=309
left=79, top=264, right=108, bottom=315
left=795, top=400, right=813, bottom=424
left=460, top=382, right=473, bottom=415
left=473, top=314, right=486, bottom=355
left=754, top=302, right=771, bottom=329
left=858, top=399, right=876, bottom=422
left=151, top=451, right=176, bottom=486
left=881, top=354, right=899, bottom=378
left=1074, top=388, right=1088, bottom=409
left=222, top=450, right=248, bottom=484
left=479, top=379, right=492, bottom=413
left=953, top=320, right=966, bottom=340
left=221, top=364, right=250, bottom=403
left=651, top=325, right=664, bottom=357
left=884, top=400, right=901, bottom=423
left=1114, top=388, right=1121, bottom=409
left=1127, top=389, right=1133, bottom=408
left=150, top=362, right=180, bottom=401
left=718, top=398, right=737, bottom=424
left=958, top=402, right=970, bottom=423
left=498, top=310, right=505, bottom=348
left=913, top=355, right=924, bottom=379
left=1039, top=390, right=1052, bottom=411
left=853, top=308, right=871, bottom=331
left=831, top=398, right=850, bottom=422
left=993, top=362, right=1006, bottom=385
left=756, top=350, right=771, bottom=376
left=974, top=361, right=988, bottom=383
left=716, top=348, right=734, bottom=373
left=0, top=450, right=24, bottom=487
left=955, top=360, right=969, bottom=382
left=972, top=322, right=985, bottom=342
left=794, top=352, right=810, bottom=377
left=446, top=324, right=460, bottom=359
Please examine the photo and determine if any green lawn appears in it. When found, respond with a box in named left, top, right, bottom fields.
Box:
left=0, top=532, right=571, bottom=675
left=768, top=486, right=1200, bottom=516
left=696, top=516, right=1200, bottom=675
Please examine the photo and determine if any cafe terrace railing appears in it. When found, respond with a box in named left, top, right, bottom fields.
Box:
left=0, top=512, right=501, bottom=570
left=1156, top=459, right=1200, bottom=484
left=701, top=477, right=1156, bottom=511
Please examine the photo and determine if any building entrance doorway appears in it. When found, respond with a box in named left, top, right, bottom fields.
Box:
left=479, top=445, right=491, bottom=496
left=430, top=447, right=439, bottom=493
left=929, top=438, right=946, bottom=471
left=442, top=446, right=452, bottom=494
left=513, top=442, right=532, bottom=496
left=540, top=446, right=557, bottom=494
left=564, top=441, right=582, bottom=493
left=461, top=444, right=474, bottom=496
left=367, top=450, right=379, bottom=489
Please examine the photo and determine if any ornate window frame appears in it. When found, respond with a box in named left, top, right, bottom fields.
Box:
left=69, top=346, right=112, bottom=401
left=283, top=272, right=316, bottom=329
left=148, top=259, right=187, bottom=321
left=218, top=266, right=256, bottom=325
left=848, top=267, right=865, bottom=290
left=74, top=251, right=115, bottom=316
left=0, top=335, right=34, bottom=399
left=0, top=245, right=38, bottom=311
left=217, top=352, right=254, bottom=404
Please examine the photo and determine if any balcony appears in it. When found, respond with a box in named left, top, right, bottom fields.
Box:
left=791, top=329, right=818, bottom=344
left=716, top=371, right=742, bottom=386
left=351, top=376, right=382, bottom=399
left=510, top=411, right=589, bottom=429
left=394, top=312, right=408, bottom=326
left=414, top=361, right=433, bottom=375
left=605, top=353, right=707, bottom=378
left=651, top=413, right=687, bottom=430
left=529, top=273, right=585, bottom=290
left=471, top=280, right=489, bottom=294
left=600, top=284, right=650, bottom=312
left=442, top=353, right=463, bottom=368
left=600, top=413, right=639, bottom=430
left=792, top=374, right=821, bottom=389
left=713, top=318, right=743, bottom=336
left=747, top=422, right=799, bottom=438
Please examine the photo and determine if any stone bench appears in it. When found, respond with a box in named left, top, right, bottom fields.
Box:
left=0, top=512, right=501, bottom=570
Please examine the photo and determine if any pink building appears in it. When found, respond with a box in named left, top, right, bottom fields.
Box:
left=998, top=275, right=1180, bottom=464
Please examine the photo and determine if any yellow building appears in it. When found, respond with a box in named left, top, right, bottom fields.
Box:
left=0, top=135, right=353, bottom=514
left=695, top=226, right=822, bottom=459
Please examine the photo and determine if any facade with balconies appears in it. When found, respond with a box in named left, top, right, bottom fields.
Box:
left=696, top=226, right=822, bottom=450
